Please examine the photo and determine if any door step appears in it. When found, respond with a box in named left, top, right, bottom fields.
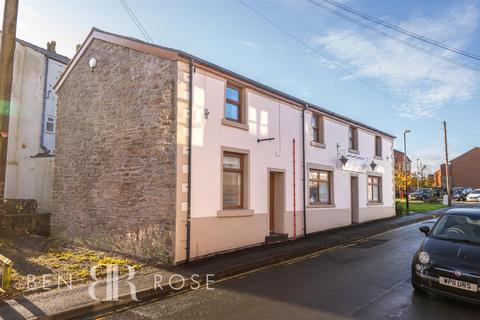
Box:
left=266, top=233, right=288, bottom=244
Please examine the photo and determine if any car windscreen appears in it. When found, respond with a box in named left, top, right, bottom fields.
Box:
left=431, top=215, right=480, bottom=244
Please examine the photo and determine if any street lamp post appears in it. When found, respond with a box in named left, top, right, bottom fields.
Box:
left=416, top=158, right=420, bottom=191
left=404, top=130, right=411, bottom=214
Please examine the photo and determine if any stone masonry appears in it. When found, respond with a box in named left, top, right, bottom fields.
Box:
left=53, top=39, right=178, bottom=262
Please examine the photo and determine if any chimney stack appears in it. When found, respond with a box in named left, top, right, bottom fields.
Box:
left=47, top=41, right=56, bottom=53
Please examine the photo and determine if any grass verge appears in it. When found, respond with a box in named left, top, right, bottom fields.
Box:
left=396, top=198, right=446, bottom=213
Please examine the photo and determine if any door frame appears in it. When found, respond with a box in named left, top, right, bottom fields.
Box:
left=350, top=174, right=360, bottom=224
left=267, top=168, right=286, bottom=234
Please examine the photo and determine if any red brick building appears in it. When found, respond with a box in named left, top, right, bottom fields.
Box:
left=434, top=169, right=442, bottom=187
left=435, top=147, right=480, bottom=189
left=394, top=149, right=411, bottom=172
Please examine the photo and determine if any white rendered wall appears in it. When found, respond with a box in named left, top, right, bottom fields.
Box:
left=183, top=66, right=394, bottom=259
left=4, top=41, right=65, bottom=211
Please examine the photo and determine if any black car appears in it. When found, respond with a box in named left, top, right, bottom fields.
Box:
left=412, top=209, right=480, bottom=304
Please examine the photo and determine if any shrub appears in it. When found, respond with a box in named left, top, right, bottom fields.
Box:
left=395, top=201, right=406, bottom=216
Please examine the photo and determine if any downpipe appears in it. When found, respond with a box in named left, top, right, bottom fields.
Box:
left=186, top=59, right=193, bottom=262
left=40, top=57, right=49, bottom=153
left=302, top=105, right=307, bottom=237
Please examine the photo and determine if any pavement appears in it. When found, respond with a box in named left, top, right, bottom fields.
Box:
left=104, top=219, right=480, bottom=320
left=0, top=205, right=464, bottom=319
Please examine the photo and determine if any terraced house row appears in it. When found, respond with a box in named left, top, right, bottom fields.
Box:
left=53, top=28, right=396, bottom=264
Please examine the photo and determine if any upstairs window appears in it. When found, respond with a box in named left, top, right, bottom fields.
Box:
left=46, top=117, right=55, bottom=133
left=349, top=126, right=358, bottom=151
left=225, top=85, right=242, bottom=123
left=375, top=136, right=382, bottom=157
left=311, top=114, right=324, bottom=144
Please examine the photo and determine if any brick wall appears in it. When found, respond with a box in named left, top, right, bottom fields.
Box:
left=53, top=39, right=178, bottom=262
left=436, top=148, right=480, bottom=189
left=450, top=147, right=480, bottom=189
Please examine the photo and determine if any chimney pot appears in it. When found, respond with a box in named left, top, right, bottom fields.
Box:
left=76, top=44, right=81, bottom=52
left=47, top=41, right=56, bottom=53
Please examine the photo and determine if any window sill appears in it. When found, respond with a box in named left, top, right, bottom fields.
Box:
left=374, top=155, right=383, bottom=160
left=310, top=141, right=326, bottom=148
left=307, top=204, right=336, bottom=209
left=348, top=148, right=359, bottom=154
left=367, top=202, right=384, bottom=206
left=221, top=118, right=249, bottom=131
left=217, top=209, right=254, bottom=217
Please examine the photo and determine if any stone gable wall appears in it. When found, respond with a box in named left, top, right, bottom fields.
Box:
left=53, top=39, right=177, bottom=262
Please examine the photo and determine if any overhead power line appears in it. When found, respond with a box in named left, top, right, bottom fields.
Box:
left=307, top=0, right=480, bottom=72
left=119, top=0, right=154, bottom=43
left=447, top=122, right=480, bottom=137
left=237, top=0, right=392, bottom=98
left=315, top=0, right=480, bottom=62
left=306, top=0, right=480, bottom=72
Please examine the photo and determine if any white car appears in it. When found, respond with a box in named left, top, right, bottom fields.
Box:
left=466, top=189, right=480, bottom=202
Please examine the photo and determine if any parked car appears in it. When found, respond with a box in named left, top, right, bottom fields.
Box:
left=432, top=187, right=443, bottom=200
left=453, top=187, right=473, bottom=201
left=466, top=189, right=480, bottom=202
left=412, top=209, right=480, bottom=303
left=409, top=188, right=431, bottom=201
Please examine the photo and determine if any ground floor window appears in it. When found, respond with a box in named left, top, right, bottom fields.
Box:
left=309, top=169, right=332, bottom=205
left=368, top=176, right=382, bottom=203
left=223, top=152, right=245, bottom=209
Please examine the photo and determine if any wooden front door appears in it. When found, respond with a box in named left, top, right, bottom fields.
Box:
left=351, top=176, right=359, bottom=223
left=269, top=172, right=275, bottom=233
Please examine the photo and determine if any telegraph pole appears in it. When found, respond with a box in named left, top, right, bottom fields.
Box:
left=0, top=0, right=19, bottom=210
left=443, top=121, right=451, bottom=206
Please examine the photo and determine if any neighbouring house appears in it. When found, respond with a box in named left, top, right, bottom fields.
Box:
left=1, top=36, right=69, bottom=212
left=435, top=147, right=480, bottom=189
left=53, top=28, right=395, bottom=264
left=394, top=149, right=411, bottom=172
left=393, top=149, right=411, bottom=196
left=434, top=169, right=442, bottom=188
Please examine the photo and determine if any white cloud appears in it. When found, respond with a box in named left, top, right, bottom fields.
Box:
left=239, top=40, right=259, bottom=51
left=312, top=2, right=480, bottom=118
left=413, top=145, right=444, bottom=171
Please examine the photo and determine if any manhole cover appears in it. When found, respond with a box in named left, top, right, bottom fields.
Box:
left=353, top=238, right=389, bottom=249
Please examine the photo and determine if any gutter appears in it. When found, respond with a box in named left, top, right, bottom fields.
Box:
left=39, top=57, right=49, bottom=153
left=186, top=59, right=193, bottom=262
left=302, top=104, right=307, bottom=237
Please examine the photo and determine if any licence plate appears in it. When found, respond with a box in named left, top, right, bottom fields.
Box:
left=439, top=276, right=478, bottom=292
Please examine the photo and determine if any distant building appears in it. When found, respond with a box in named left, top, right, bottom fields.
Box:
left=2, top=37, right=69, bottom=211
left=434, top=147, right=480, bottom=189
left=434, top=169, right=443, bottom=188
left=394, top=149, right=411, bottom=172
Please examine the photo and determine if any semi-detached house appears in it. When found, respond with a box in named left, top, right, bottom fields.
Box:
left=53, top=28, right=395, bottom=264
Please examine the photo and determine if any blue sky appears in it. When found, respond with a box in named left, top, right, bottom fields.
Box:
left=7, top=0, right=480, bottom=172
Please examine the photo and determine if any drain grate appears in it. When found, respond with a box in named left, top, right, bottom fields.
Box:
left=353, top=238, right=389, bottom=249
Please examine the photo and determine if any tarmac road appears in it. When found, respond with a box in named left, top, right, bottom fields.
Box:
left=104, top=219, right=480, bottom=320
